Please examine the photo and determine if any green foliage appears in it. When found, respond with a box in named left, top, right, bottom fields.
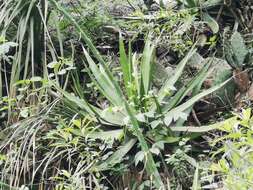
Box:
left=211, top=109, right=253, bottom=189
left=122, top=8, right=196, bottom=56
left=203, top=12, right=219, bottom=34
left=0, top=0, right=45, bottom=98
left=1, top=0, right=251, bottom=189
left=166, top=138, right=195, bottom=188
left=212, top=68, right=236, bottom=106
left=45, top=2, right=233, bottom=188
left=225, top=31, right=249, bottom=68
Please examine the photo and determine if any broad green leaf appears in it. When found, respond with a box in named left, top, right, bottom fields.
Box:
left=135, top=151, right=145, bottom=166
left=230, top=31, right=248, bottom=66
left=99, top=107, right=126, bottom=126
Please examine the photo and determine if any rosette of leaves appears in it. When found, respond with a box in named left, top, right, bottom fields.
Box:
left=49, top=0, right=230, bottom=188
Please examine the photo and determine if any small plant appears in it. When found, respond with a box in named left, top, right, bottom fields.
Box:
left=166, top=138, right=195, bottom=188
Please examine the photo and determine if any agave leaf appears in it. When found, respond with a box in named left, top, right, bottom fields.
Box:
left=170, top=126, right=216, bottom=133
left=178, top=61, right=211, bottom=103
left=53, top=83, right=125, bottom=126
left=165, top=77, right=231, bottom=123
left=92, top=138, right=137, bottom=171
left=175, top=59, right=214, bottom=126
left=213, top=69, right=235, bottom=106
left=170, top=118, right=229, bottom=132
left=83, top=47, right=125, bottom=107
left=119, top=36, right=132, bottom=97
left=93, top=107, right=126, bottom=126
left=54, top=83, right=95, bottom=115
left=162, top=61, right=211, bottom=112
left=72, top=129, right=124, bottom=141
left=124, top=102, right=165, bottom=188
left=141, top=35, right=155, bottom=96
left=158, top=47, right=197, bottom=102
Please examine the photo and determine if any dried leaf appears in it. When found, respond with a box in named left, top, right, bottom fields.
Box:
left=233, top=69, right=250, bottom=93
left=247, top=83, right=253, bottom=101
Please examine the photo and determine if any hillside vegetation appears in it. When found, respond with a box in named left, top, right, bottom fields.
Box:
left=1, top=0, right=253, bottom=189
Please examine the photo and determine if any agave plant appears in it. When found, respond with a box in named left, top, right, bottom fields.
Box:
left=47, top=1, right=231, bottom=188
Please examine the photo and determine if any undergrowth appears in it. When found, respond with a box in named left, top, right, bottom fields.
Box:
left=1, top=0, right=253, bottom=189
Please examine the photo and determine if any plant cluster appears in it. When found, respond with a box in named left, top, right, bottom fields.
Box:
left=1, top=0, right=253, bottom=189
